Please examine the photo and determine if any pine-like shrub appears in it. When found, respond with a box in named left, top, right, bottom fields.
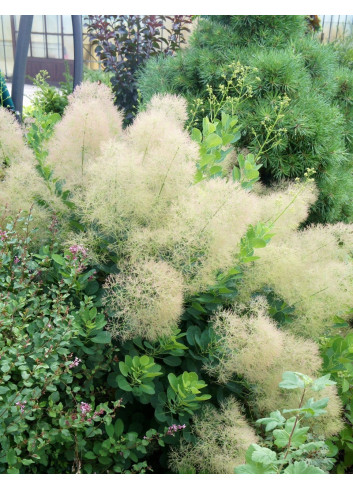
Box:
left=137, top=15, right=353, bottom=224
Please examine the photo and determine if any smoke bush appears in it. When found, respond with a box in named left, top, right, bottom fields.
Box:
left=104, top=260, right=184, bottom=341
left=169, top=398, right=258, bottom=474
left=0, top=108, right=33, bottom=172
left=238, top=223, right=353, bottom=338
left=209, top=301, right=344, bottom=437
left=47, top=82, right=123, bottom=189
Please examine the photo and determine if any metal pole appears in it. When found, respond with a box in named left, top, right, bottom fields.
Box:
left=72, top=15, right=83, bottom=90
left=11, top=15, right=33, bottom=120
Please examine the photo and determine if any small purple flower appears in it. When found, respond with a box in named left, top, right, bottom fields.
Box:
left=14, top=256, right=20, bottom=264
left=69, top=245, right=88, bottom=258
left=94, top=408, right=105, bottom=417
left=15, top=401, right=27, bottom=413
left=69, top=357, right=81, bottom=369
left=166, top=423, right=186, bottom=436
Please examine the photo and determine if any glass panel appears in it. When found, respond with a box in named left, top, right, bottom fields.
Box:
left=32, top=15, right=45, bottom=33
left=62, top=15, right=72, bottom=34
left=1, top=15, right=12, bottom=41
left=0, top=43, right=15, bottom=78
left=63, top=35, right=74, bottom=60
left=5, top=45, right=14, bottom=77
left=31, top=33, right=46, bottom=58
left=46, top=15, right=61, bottom=34
left=47, top=34, right=62, bottom=59
left=13, top=15, right=21, bottom=32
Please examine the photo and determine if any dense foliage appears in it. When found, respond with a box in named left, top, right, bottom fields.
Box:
left=1, top=56, right=353, bottom=474
left=137, top=15, right=353, bottom=224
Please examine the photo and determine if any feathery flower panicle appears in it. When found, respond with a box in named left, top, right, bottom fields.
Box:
left=208, top=301, right=284, bottom=384
left=78, top=102, right=198, bottom=242
left=127, top=178, right=262, bottom=294
left=256, top=181, right=318, bottom=239
left=47, top=82, right=123, bottom=190
left=209, top=301, right=344, bottom=437
left=0, top=107, right=34, bottom=174
left=238, top=223, right=353, bottom=338
left=0, top=109, right=58, bottom=237
left=0, top=158, right=65, bottom=242
left=169, top=398, right=258, bottom=474
left=146, top=93, right=189, bottom=126
left=104, top=260, right=184, bottom=341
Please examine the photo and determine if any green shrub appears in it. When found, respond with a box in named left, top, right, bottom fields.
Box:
left=137, top=15, right=353, bottom=224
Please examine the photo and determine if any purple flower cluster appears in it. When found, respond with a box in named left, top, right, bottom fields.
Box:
left=80, top=402, right=92, bottom=415
left=0, top=230, right=7, bottom=241
left=166, top=424, right=186, bottom=436
left=66, top=245, right=89, bottom=273
left=15, top=401, right=27, bottom=413
left=69, top=245, right=88, bottom=258
left=69, top=357, right=81, bottom=369
left=13, top=256, right=20, bottom=264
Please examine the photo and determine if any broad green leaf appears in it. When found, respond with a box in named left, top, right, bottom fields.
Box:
left=117, top=375, right=132, bottom=392
left=232, top=166, right=241, bottom=182
left=191, top=127, right=202, bottom=143
left=91, top=331, right=111, bottom=344
left=279, top=371, right=306, bottom=390
left=251, top=446, right=278, bottom=466
left=140, top=384, right=155, bottom=395
left=163, top=356, right=182, bottom=367
left=84, top=451, right=96, bottom=460
left=52, top=253, right=66, bottom=266
left=208, top=165, right=223, bottom=175
left=139, top=356, right=151, bottom=367
left=273, top=419, right=309, bottom=448
left=205, top=133, right=222, bottom=149
left=300, top=397, right=329, bottom=417
left=250, top=238, right=267, bottom=248
left=6, top=449, right=17, bottom=466
left=115, top=418, right=124, bottom=437
left=311, top=374, right=336, bottom=391
left=256, top=410, right=286, bottom=431
left=106, top=423, right=114, bottom=438
left=236, top=444, right=277, bottom=474
left=284, top=461, right=325, bottom=474
left=168, top=373, right=178, bottom=392
left=222, top=132, right=236, bottom=145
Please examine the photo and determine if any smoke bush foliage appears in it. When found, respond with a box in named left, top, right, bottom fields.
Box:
left=137, top=15, right=353, bottom=224
left=1, top=81, right=353, bottom=473
left=86, top=15, right=193, bottom=125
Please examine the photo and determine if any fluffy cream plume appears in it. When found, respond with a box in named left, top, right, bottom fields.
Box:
left=146, top=93, right=189, bottom=126
left=104, top=260, right=184, bottom=341
left=127, top=178, right=262, bottom=294
left=47, top=82, right=123, bottom=189
left=208, top=302, right=344, bottom=437
left=208, top=301, right=285, bottom=384
left=78, top=99, right=198, bottom=240
left=238, top=223, right=353, bottom=338
left=0, top=159, right=63, bottom=240
left=0, top=108, right=34, bottom=176
left=169, top=398, right=258, bottom=474
left=0, top=108, right=68, bottom=240
left=256, top=181, right=318, bottom=238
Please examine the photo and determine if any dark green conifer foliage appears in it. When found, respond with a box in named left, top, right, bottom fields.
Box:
left=137, top=16, right=353, bottom=224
